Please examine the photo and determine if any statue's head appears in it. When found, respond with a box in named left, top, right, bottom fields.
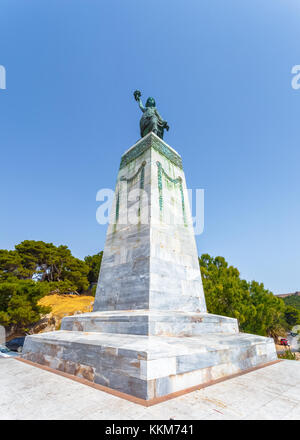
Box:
left=146, top=97, right=156, bottom=108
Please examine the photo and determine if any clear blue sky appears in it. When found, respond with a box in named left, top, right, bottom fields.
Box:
left=0, top=0, right=299, bottom=294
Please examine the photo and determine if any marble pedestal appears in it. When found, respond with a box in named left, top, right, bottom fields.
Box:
left=22, top=133, right=277, bottom=401
left=22, top=329, right=277, bottom=400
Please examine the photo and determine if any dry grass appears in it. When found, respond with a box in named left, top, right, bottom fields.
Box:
left=38, top=294, right=94, bottom=319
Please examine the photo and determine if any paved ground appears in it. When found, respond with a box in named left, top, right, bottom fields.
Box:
left=0, top=357, right=299, bottom=420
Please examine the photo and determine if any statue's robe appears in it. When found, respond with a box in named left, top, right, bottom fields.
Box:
left=140, top=107, right=165, bottom=139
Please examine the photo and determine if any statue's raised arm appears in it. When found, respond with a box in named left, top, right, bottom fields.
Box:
left=134, top=90, right=145, bottom=113
left=133, top=90, right=169, bottom=140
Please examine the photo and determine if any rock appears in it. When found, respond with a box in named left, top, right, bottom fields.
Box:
left=30, top=315, right=59, bottom=334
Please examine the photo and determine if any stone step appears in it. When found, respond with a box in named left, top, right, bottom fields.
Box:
left=22, top=330, right=277, bottom=401
left=61, top=310, right=239, bottom=336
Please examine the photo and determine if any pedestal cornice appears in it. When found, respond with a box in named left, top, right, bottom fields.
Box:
left=119, top=132, right=183, bottom=170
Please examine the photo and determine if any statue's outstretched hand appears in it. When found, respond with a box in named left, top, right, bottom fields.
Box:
left=164, top=122, right=169, bottom=131
left=134, top=90, right=141, bottom=101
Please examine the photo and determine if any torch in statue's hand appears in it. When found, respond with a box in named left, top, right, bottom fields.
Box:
left=134, top=90, right=142, bottom=101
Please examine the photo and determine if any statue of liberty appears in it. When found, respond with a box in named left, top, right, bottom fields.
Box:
left=134, top=90, right=169, bottom=140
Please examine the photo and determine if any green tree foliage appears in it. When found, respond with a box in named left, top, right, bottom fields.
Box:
left=0, top=241, right=90, bottom=292
left=0, top=249, right=29, bottom=281
left=89, top=284, right=97, bottom=297
left=0, top=240, right=93, bottom=330
left=283, top=295, right=300, bottom=311
left=284, top=305, right=300, bottom=327
left=84, top=252, right=103, bottom=284
left=199, top=254, right=290, bottom=337
left=15, top=240, right=90, bottom=290
left=0, top=280, right=51, bottom=331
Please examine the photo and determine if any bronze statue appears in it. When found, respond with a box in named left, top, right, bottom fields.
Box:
left=134, top=90, right=169, bottom=140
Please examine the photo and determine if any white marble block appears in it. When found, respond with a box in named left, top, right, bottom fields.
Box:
left=93, top=132, right=206, bottom=313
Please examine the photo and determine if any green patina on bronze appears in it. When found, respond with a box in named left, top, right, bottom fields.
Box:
left=115, top=191, right=120, bottom=222
left=113, top=190, right=120, bottom=234
left=156, top=161, right=187, bottom=227
left=119, top=134, right=182, bottom=170
left=133, top=90, right=169, bottom=140
left=157, top=162, right=163, bottom=219
left=115, top=161, right=146, bottom=225
left=120, top=161, right=146, bottom=187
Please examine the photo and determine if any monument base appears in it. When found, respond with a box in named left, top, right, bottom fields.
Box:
left=61, top=310, right=239, bottom=336
left=22, top=324, right=277, bottom=401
